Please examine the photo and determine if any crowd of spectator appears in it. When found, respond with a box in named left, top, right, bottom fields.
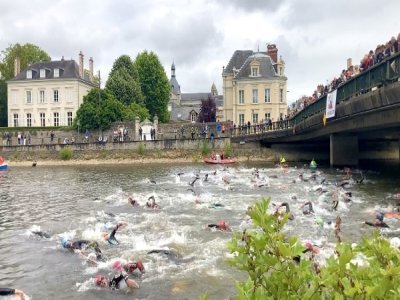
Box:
left=287, top=33, right=400, bottom=118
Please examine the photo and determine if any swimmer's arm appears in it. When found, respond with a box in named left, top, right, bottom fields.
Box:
left=123, top=273, right=139, bottom=289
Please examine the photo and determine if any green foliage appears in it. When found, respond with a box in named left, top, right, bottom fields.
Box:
left=200, top=140, right=211, bottom=156
left=123, top=102, right=150, bottom=122
left=0, top=43, right=50, bottom=126
left=74, top=89, right=125, bottom=130
left=227, top=198, right=400, bottom=300
left=134, top=51, right=170, bottom=123
left=223, top=140, right=233, bottom=158
left=137, top=143, right=145, bottom=155
left=59, top=146, right=73, bottom=160
left=0, top=80, right=7, bottom=126
left=0, top=43, right=51, bottom=80
left=106, top=55, right=144, bottom=105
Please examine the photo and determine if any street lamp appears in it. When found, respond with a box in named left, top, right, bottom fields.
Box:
left=77, top=120, right=80, bottom=142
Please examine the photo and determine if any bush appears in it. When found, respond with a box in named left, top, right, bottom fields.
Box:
left=226, top=198, right=400, bottom=299
left=59, top=146, right=73, bottom=160
left=200, top=140, right=211, bottom=156
left=137, top=143, right=145, bottom=155
left=223, top=140, right=233, bottom=158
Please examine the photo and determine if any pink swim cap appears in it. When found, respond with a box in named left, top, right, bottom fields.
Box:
left=112, top=260, right=122, bottom=271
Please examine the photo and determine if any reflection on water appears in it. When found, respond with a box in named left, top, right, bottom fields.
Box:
left=0, top=161, right=399, bottom=299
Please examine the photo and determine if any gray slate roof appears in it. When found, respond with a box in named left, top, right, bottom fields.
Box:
left=236, top=53, right=277, bottom=79
left=169, top=104, right=200, bottom=122
left=170, top=75, right=181, bottom=95
left=224, top=50, right=253, bottom=74
left=181, top=93, right=210, bottom=102
left=9, top=60, right=93, bottom=84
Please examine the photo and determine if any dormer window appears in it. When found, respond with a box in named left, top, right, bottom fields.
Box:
left=249, top=59, right=261, bottom=77
left=40, top=69, right=46, bottom=78
left=54, top=68, right=59, bottom=78
left=252, top=67, right=258, bottom=77
left=27, top=70, right=32, bottom=79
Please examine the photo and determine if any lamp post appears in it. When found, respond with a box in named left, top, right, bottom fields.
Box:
left=77, top=120, right=80, bottom=143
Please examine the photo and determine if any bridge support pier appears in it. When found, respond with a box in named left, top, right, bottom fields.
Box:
left=330, top=134, right=358, bottom=167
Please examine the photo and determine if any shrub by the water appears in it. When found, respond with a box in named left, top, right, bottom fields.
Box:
left=201, top=140, right=211, bottom=156
left=59, top=146, right=73, bottom=160
left=223, top=140, right=233, bottom=158
left=223, top=198, right=400, bottom=299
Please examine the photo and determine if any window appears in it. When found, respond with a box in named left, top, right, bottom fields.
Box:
left=13, top=113, right=19, bottom=127
left=252, top=113, right=258, bottom=124
left=39, top=90, right=45, bottom=103
left=265, top=112, right=271, bottom=120
left=264, top=88, right=271, bottom=103
left=65, top=88, right=72, bottom=102
left=27, top=113, right=32, bottom=127
left=252, top=89, right=258, bottom=104
left=239, top=90, right=244, bottom=104
left=67, top=112, right=73, bottom=126
left=40, top=113, right=46, bottom=127
left=12, top=91, right=17, bottom=105
left=26, top=91, right=32, bottom=104
left=280, top=88, right=283, bottom=103
left=54, top=68, right=59, bottom=78
left=252, top=67, right=258, bottom=77
left=239, top=114, right=245, bottom=126
left=53, top=90, right=59, bottom=102
left=40, top=69, right=45, bottom=78
left=27, top=70, right=32, bottom=79
left=53, top=112, right=59, bottom=126
left=190, top=112, right=197, bottom=122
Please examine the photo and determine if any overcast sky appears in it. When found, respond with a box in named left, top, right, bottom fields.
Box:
left=0, top=0, right=399, bottom=104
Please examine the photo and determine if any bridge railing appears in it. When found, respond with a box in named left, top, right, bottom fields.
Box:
left=289, top=51, right=400, bottom=129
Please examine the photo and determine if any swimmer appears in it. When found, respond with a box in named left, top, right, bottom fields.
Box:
left=102, top=223, right=125, bottom=245
left=204, top=173, right=209, bottom=182
left=31, top=230, right=51, bottom=238
left=61, top=238, right=103, bottom=260
left=146, top=196, right=160, bottom=209
left=0, top=288, right=27, bottom=299
left=293, top=242, right=320, bottom=263
left=365, top=211, right=389, bottom=228
left=207, top=220, right=231, bottom=231
left=302, top=201, right=314, bottom=215
left=94, top=272, right=139, bottom=290
left=128, top=196, right=139, bottom=207
left=149, top=178, right=157, bottom=184
left=189, top=175, right=200, bottom=187
left=275, top=202, right=294, bottom=220
left=112, top=260, right=145, bottom=275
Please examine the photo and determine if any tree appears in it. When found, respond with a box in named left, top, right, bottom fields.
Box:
left=226, top=198, right=400, bottom=299
left=0, top=80, right=7, bottom=126
left=0, top=43, right=50, bottom=127
left=198, top=95, right=216, bottom=123
left=0, top=43, right=51, bottom=80
left=105, top=55, right=144, bottom=105
left=123, top=102, right=150, bottom=122
left=74, top=89, right=125, bottom=130
left=134, top=51, right=170, bottom=123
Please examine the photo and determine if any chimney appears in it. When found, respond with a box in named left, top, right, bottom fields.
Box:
left=14, top=57, right=21, bottom=77
left=267, top=44, right=278, bottom=63
left=79, top=51, right=84, bottom=78
left=89, top=57, right=94, bottom=82
left=61, top=56, right=64, bottom=61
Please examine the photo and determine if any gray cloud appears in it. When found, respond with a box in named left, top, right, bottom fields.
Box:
left=214, top=0, right=286, bottom=12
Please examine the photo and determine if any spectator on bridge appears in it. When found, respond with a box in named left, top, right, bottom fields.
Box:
left=139, top=127, right=143, bottom=140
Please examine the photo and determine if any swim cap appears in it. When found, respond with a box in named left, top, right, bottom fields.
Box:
left=95, top=275, right=106, bottom=286
left=315, top=216, right=324, bottom=226
left=61, top=238, right=69, bottom=248
left=376, top=211, right=384, bottom=222
left=136, top=260, right=145, bottom=272
left=218, top=220, right=227, bottom=229
left=304, top=242, right=313, bottom=250
left=112, top=260, right=122, bottom=271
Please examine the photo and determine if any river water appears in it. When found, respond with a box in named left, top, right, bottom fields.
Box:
left=0, top=161, right=399, bottom=300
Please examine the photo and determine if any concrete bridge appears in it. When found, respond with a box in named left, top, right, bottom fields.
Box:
left=233, top=52, right=400, bottom=166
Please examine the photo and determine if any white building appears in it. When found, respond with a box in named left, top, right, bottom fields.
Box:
left=7, top=52, right=97, bottom=127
